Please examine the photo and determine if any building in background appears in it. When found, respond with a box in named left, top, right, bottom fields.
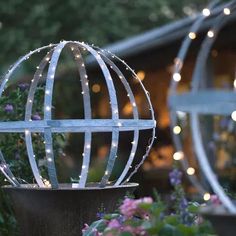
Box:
left=83, top=11, right=236, bottom=196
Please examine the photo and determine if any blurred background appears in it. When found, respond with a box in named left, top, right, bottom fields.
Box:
left=1, top=0, right=236, bottom=234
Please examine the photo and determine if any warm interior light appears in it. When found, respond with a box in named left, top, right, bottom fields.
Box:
left=92, top=84, right=101, bottom=93
left=137, top=71, right=145, bottom=81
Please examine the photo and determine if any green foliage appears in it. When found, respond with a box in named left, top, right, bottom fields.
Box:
left=0, top=84, right=65, bottom=235
left=0, top=0, right=211, bottom=69
left=83, top=195, right=215, bottom=236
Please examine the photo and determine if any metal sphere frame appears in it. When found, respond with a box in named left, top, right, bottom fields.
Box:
left=0, top=41, right=156, bottom=189
left=169, top=0, right=236, bottom=213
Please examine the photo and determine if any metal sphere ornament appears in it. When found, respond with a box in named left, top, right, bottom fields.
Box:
left=168, top=1, right=236, bottom=213
left=0, top=41, right=156, bottom=189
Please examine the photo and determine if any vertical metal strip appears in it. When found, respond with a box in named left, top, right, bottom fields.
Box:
left=99, top=54, right=139, bottom=186
left=25, top=51, right=53, bottom=187
left=44, top=42, right=67, bottom=188
left=73, top=42, right=119, bottom=187
left=70, top=44, right=92, bottom=187
left=0, top=45, right=53, bottom=186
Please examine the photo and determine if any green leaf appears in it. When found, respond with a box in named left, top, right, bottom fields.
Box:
left=159, top=224, right=182, bottom=236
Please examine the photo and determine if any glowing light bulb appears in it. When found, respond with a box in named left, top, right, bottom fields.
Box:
left=117, top=122, right=122, bottom=127
left=173, top=151, right=184, bottom=160
left=86, top=144, right=91, bottom=149
left=46, top=149, right=51, bottom=154
left=25, top=129, right=30, bottom=135
left=46, top=106, right=51, bottom=111
left=187, top=167, right=195, bottom=175
left=202, top=8, right=210, bottom=16
left=207, top=30, right=214, bottom=38
left=188, top=32, right=196, bottom=40
left=47, top=157, right=52, bottom=162
left=203, top=192, right=211, bottom=201
left=231, top=111, right=236, bottom=121
left=173, top=126, right=181, bottom=134
left=223, top=8, right=230, bottom=15
left=173, top=73, right=181, bottom=82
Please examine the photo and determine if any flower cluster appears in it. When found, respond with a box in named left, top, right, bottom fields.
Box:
left=82, top=194, right=214, bottom=236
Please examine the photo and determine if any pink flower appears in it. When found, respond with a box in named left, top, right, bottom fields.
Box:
left=210, top=195, right=221, bottom=205
left=120, top=198, right=138, bottom=218
left=82, top=223, right=89, bottom=234
left=108, top=219, right=120, bottom=229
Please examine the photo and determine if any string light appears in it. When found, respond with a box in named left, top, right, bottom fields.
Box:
left=188, top=32, right=196, bottom=40
left=187, top=167, right=195, bottom=175
left=207, top=30, right=214, bottom=38
left=112, top=143, right=117, bottom=147
left=234, top=79, right=236, bottom=88
left=46, top=149, right=51, bottom=154
left=173, top=151, right=184, bottom=160
left=173, top=125, right=181, bottom=134
left=25, top=129, right=30, bottom=135
left=173, top=73, right=181, bottom=82
left=223, top=8, right=231, bottom=15
left=203, top=192, right=211, bottom=201
left=0, top=41, right=156, bottom=190
left=202, top=8, right=210, bottom=16
left=231, top=111, right=236, bottom=121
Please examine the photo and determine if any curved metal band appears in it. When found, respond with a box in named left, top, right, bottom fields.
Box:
left=73, top=42, right=120, bottom=187
left=25, top=51, right=54, bottom=187
left=99, top=53, right=139, bottom=186
left=44, top=42, right=67, bottom=188
left=99, top=49, right=156, bottom=183
left=168, top=1, right=222, bottom=196
left=69, top=43, right=92, bottom=187
left=190, top=1, right=236, bottom=213
left=0, top=44, right=55, bottom=186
